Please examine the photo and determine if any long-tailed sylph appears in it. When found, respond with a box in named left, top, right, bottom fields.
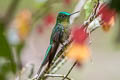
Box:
left=37, top=11, right=80, bottom=76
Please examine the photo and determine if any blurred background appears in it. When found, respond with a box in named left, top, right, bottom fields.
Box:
left=0, top=0, right=120, bottom=80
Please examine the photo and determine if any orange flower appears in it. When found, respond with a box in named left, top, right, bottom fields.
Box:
left=102, top=16, right=115, bottom=32
left=66, top=43, right=90, bottom=63
left=16, top=9, right=32, bottom=40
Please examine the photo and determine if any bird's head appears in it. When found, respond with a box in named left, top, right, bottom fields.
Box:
left=57, top=12, right=71, bottom=23
left=56, top=11, right=80, bottom=24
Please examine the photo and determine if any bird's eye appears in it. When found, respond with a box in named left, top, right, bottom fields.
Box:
left=61, top=15, right=64, bottom=18
left=62, top=15, right=65, bottom=18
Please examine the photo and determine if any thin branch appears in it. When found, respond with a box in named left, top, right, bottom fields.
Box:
left=50, top=56, right=67, bottom=74
left=45, top=74, right=73, bottom=80
left=62, top=62, right=77, bottom=80
left=36, top=65, right=50, bottom=80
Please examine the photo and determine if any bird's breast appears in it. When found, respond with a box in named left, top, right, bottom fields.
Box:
left=61, top=28, right=70, bottom=43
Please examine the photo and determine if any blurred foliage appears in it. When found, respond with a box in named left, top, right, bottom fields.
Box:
left=109, top=0, right=120, bottom=45
left=110, top=0, right=120, bottom=12
left=0, top=22, right=16, bottom=80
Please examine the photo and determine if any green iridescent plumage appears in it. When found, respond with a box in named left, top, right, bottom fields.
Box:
left=37, top=12, right=71, bottom=75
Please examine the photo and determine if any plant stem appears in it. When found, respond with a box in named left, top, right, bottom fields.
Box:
left=62, top=61, right=77, bottom=80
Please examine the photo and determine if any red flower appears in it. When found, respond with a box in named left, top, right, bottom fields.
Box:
left=97, top=3, right=116, bottom=23
left=66, top=25, right=90, bottom=64
left=64, top=0, right=71, bottom=5
left=71, top=26, right=88, bottom=44
left=43, top=13, right=55, bottom=26
left=97, top=3, right=116, bottom=32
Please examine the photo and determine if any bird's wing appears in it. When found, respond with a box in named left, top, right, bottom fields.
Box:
left=37, top=24, right=64, bottom=75
left=40, top=29, right=62, bottom=67
left=42, top=24, right=63, bottom=66
left=50, top=23, right=64, bottom=44
left=48, top=28, right=63, bottom=66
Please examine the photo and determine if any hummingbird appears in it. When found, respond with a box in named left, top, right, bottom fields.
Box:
left=37, top=11, right=80, bottom=75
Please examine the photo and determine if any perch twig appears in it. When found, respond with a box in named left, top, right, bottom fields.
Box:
left=45, top=74, right=73, bottom=80
left=62, top=61, right=77, bottom=80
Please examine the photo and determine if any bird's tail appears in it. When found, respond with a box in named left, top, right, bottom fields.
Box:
left=37, top=45, right=52, bottom=75
left=37, top=43, right=59, bottom=75
left=47, top=43, right=59, bottom=67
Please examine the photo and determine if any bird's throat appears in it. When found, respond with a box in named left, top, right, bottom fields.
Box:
left=61, top=21, right=69, bottom=27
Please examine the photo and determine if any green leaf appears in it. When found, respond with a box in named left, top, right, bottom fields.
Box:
left=84, top=0, right=97, bottom=19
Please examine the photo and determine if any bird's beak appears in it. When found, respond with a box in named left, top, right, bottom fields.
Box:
left=70, top=11, right=80, bottom=16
